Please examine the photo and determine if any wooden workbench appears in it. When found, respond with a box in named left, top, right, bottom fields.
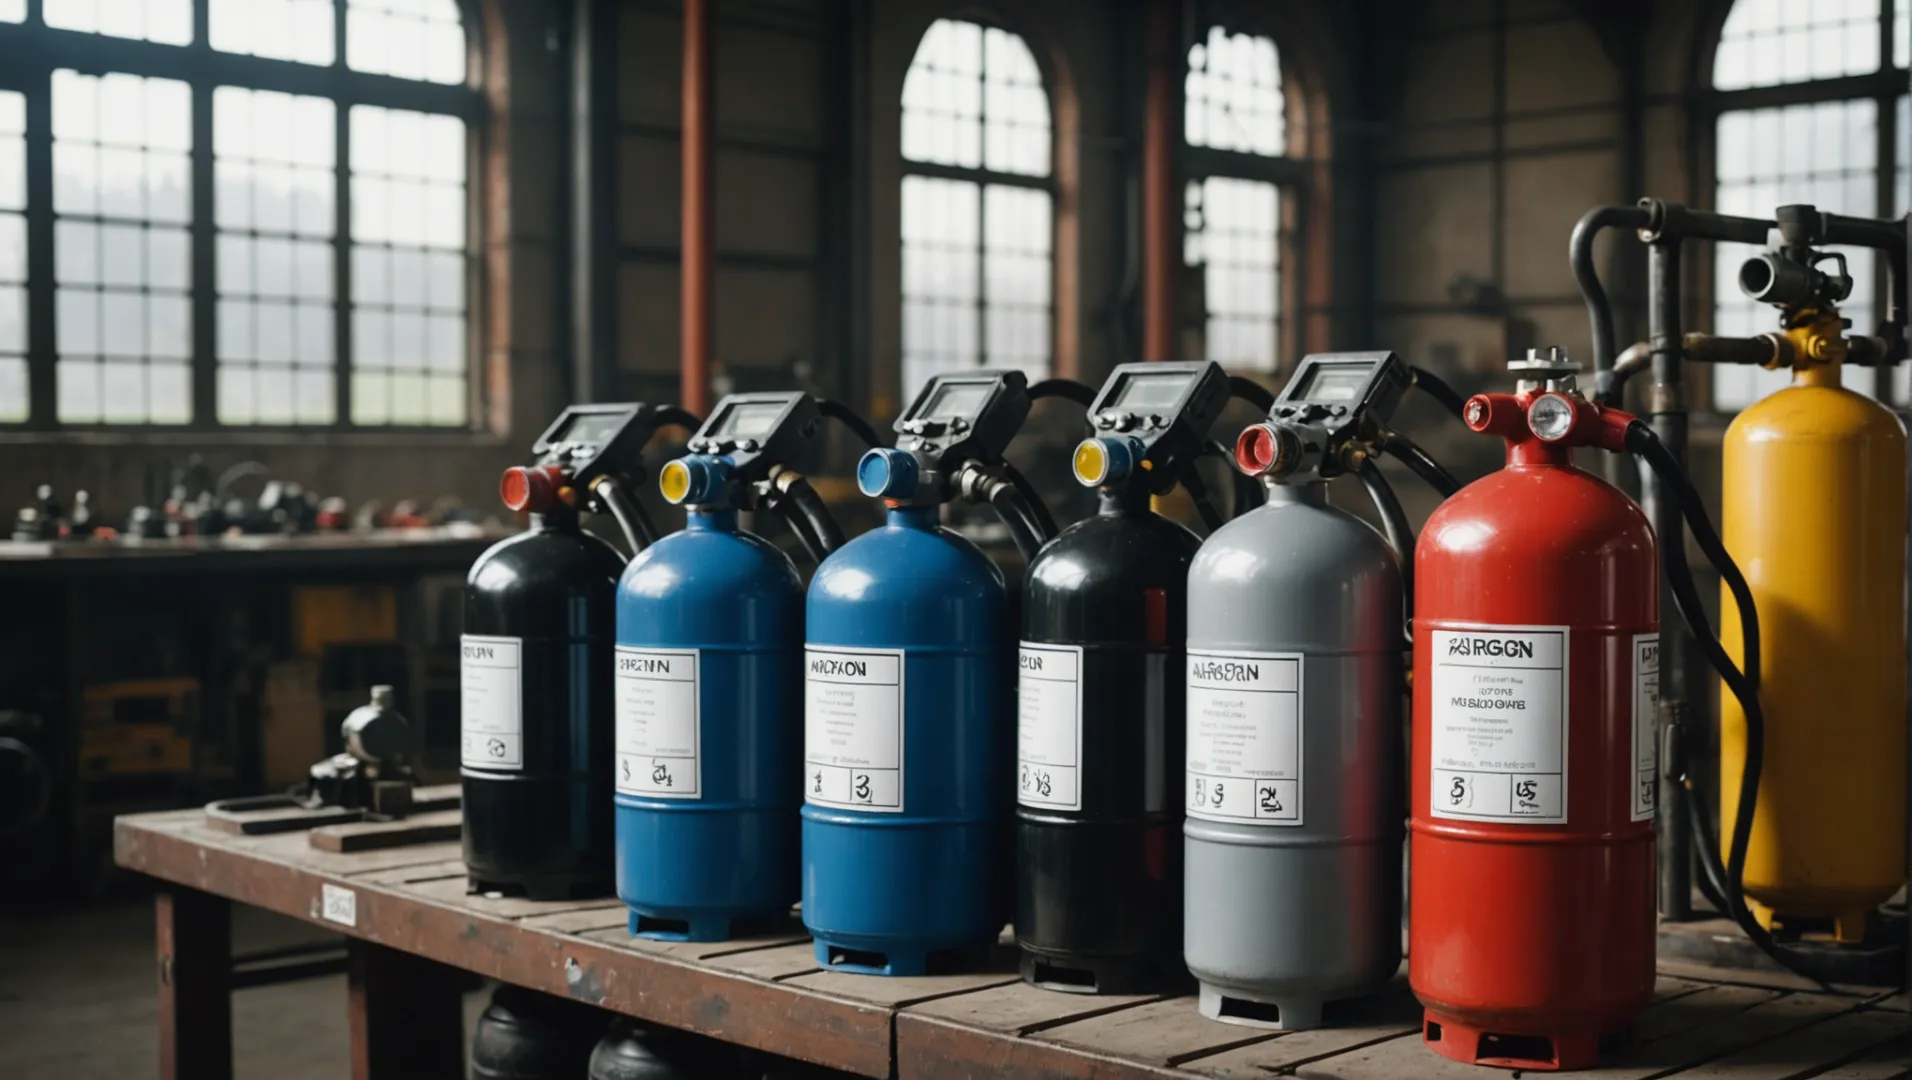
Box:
left=113, top=808, right=1911, bottom=1079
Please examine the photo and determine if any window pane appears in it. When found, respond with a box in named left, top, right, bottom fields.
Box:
left=903, top=19, right=1051, bottom=178
left=52, top=70, right=194, bottom=425
left=1714, top=0, right=1881, bottom=91
left=214, top=87, right=337, bottom=425
left=211, top=0, right=337, bottom=67
left=0, top=90, right=22, bottom=422
left=1712, top=98, right=1882, bottom=410
left=901, top=174, right=980, bottom=400
left=44, top=0, right=193, bottom=44
left=346, top=0, right=466, bottom=85
left=1185, top=176, right=1281, bottom=373
left=1187, top=26, right=1285, bottom=157
left=349, top=104, right=467, bottom=426
left=982, top=184, right=1051, bottom=385
left=0, top=0, right=22, bottom=23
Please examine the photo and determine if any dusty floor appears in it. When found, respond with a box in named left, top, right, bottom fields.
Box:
left=0, top=890, right=489, bottom=1079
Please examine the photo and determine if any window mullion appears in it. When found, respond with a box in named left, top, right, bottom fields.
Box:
left=333, top=6, right=353, bottom=430
left=23, top=64, right=53, bottom=427
left=189, top=77, right=215, bottom=428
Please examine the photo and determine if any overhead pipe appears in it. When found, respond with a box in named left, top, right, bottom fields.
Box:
left=1141, top=0, right=1177, bottom=363
left=681, top=0, right=714, bottom=415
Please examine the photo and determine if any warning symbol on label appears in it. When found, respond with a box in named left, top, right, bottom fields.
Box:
left=1258, top=784, right=1282, bottom=814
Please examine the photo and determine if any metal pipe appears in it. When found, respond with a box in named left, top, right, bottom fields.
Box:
left=1141, top=0, right=1177, bottom=363
left=1568, top=204, right=1651, bottom=403
left=1644, top=238, right=1693, bottom=922
left=680, top=0, right=714, bottom=415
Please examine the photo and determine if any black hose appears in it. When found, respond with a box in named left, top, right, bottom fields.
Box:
left=1227, top=375, right=1275, bottom=413
left=1028, top=378, right=1097, bottom=407
left=1202, top=439, right=1261, bottom=518
left=1180, top=464, right=1227, bottom=533
left=999, top=460, right=1059, bottom=542
left=1626, top=421, right=1828, bottom=986
left=1355, top=457, right=1414, bottom=629
left=650, top=405, right=703, bottom=433
left=777, top=474, right=846, bottom=559
left=985, top=480, right=1049, bottom=565
left=1406, top=366, right=1468, bottom=422
left=816, top=398, right=886, bottom=449
left=590, top=475, right=657, bottom=557
left=773, top=489, right=830, bottom=565
left=1380, top=431, right=1461, bottom=497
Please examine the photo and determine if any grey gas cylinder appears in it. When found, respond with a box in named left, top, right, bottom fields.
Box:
left=1182, top=480, right=1404, bottom=1030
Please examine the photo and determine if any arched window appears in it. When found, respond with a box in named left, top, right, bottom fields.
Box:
left=1183, top=25, right=1287, bottom=373
left=1709, top=0, right=1909, bottom=410
left=0, top=0, right=477, bottom=429
left=899, top=17, right=1052, bottom=402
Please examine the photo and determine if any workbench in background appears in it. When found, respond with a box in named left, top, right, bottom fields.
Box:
left=0, top=528, right=504, bottom=897
left=115, top=807, right=1911, bottom=1080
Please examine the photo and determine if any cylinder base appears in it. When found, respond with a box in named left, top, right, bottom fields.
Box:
left=809, top=935, right=994, bottom=978
left=1018, top=948, right=1171, bottom=996
left=467, top=870, right=610, bottom=903
left=1197, top=983, right=1324, bottom=1031
left=1421, top=1009, right=1623, bottom=1072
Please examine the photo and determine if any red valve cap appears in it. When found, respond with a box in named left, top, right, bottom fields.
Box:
left=500, top=465, right=562, bottom=513
left=1235, top=423, right=1279, bottom=476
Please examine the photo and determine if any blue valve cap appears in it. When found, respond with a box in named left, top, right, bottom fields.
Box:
left=857, top=447, right=919, bottom=500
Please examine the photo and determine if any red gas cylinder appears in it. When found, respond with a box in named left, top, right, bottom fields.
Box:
left=1410, top=375, right=1658, bottom=1071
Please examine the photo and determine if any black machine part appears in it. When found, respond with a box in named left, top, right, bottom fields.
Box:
left=892, top=369, right=1034, bottom=486
left=471, top=984, right=609, bottom=1080
left=1085, top=361, right=1233, bottom=498
left=296, top=685, right=420, bottom=816
left=514, top=401, right=702, bottom=554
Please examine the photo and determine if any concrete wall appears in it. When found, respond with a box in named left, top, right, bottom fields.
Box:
left=2, top=0, right=573, bottom=518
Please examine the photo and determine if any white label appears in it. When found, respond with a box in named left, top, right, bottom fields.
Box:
left=804, top=646, right=905, bottom=812
left=615, top=647, right=700, bottom=799
left=460, top=635, right=523, bottom=770
left=1430, top=625, right=1569, bottom=824
left=1017, top=642, right=1083, bottom=810
left=1185, top=650, right=1304, bottom=826
left=1632, top=634, right=1659, bottom=822
left=320, top=883, right=356, bottom=927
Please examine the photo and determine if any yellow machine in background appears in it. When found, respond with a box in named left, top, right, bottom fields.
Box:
left=1719, top=299, right=1909, bottom=945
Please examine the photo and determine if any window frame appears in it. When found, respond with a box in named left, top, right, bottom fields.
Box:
left=898, top=13, right=1060, bottom=390
left=0, top=0, right=484, bottom=435
left=1180, top=20, right=1312, bottom=376
left=1696, top=0, right=1908, bottom=412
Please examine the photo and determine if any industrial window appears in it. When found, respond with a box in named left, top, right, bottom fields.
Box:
left=899, top=17, right=1053, bottom=402
left=1709, top=0, right=1910, bottom=410
left=0, top=0, right=478, bottom=430
left=1182, top=26, right=1288, bottom=373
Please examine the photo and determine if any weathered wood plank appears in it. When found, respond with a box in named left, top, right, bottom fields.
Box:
left=351, top=859, right=468, bottom=886
left=783, top=969, right=1023, bottom=1010
left=155, top=886, right=233, bottom=1080
left=1810, top=1029, right=1912, bottom=1079
left=1029, top=998, right=1278, bottom=1068
left=1573, top=990, right=1870, bottom=1080
left=310, top=810, right=463, bottom=852
left=573, top=927, right=816, bottom=971
left=520, top=907, right=634, bottom=935
left=1671, top=1007, right=1911, bottom=1080
left=896, top=1013, right=1190, bottom=1080
left=900, top=979, right=1162, bottom=1035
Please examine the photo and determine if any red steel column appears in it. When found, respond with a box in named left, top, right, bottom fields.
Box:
left=681, top=0, right=714, bottom=414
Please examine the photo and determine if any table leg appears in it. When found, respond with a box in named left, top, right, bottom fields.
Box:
left=156, top=885, right=233, bottom=1080
left=347, top=938, right=466, bottom=1079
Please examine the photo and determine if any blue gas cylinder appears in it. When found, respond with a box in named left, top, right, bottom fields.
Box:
left=801, top=504, right=1008, bottom=975
left=614, top=508, right=804, bottom=941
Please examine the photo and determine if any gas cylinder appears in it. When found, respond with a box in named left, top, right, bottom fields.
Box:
left=1720, top=356, right=1907, bottom=945
left=1015, top=361, right=1243, bottom=994
left=1411, top=352, right=1657, bottom=1070
left=615, top=392, right=874, bottom=941
left=464, top=403, right=692, bottom=899
left=470, top=985, right=607, bottom=1080
left=1182, top=352, right=1414, bottom=1030
left=802, top=370, right=1055, bottom=975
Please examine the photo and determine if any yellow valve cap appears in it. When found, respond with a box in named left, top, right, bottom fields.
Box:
left=1073, top=440, right=1109, bottom=486
left=658, top=460, right=692, bottom=505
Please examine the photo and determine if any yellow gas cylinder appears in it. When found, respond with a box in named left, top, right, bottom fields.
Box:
left=1719, top=350, right=1907, bottom=945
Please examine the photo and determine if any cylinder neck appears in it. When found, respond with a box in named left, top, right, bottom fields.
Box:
left=1262, top=479, right=1328, bottom=506
left=686, top=507, right=738, bottom=532
left=886, top=504, right=938, bottom=530
left=529, top=508, right=579, bottom=532
left=1099, top=485, right=1153, bottom=516
left=1794, top=362, right=1842, bottom=388
left=1507, top=440, right=1574, bottom=468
